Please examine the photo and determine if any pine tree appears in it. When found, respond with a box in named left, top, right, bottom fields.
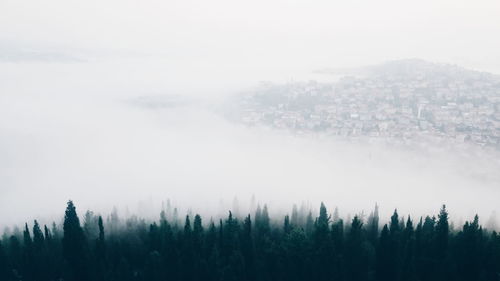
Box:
left=376, top=225, right=394, bottom=281
left=312, top=203, right=333, bottom=281
left=192, top=214, right=207, bottom=281
left=345, top=216, right=370, bottom=281
left=434, top=205, right=449, bottom=280
left=333, top=207, right=340, bottom=222
left=401, top=216, right=416, bottom=281
left=221, top=211, right=244, bottom=281
left=181, top=215, right=194, bottom=281
left=193, top=214, right=204, bottom=253
left=241, top=215, right=256, bottom=281
left=32, top=221, right=44, bottom=251
left=32, top=220, right=48, bottom=281
left=62, top=200, right=88, bottom=281
left=455, top=215, right=483, bottom=281
left=95, top=216, right=107, bottom=281
left=283, top=215, right=292, bottom=235
left=43, top=225, right=52, bottom=241
left=23, top=223, right=32, bottom=249
left=205, top=221, right=219, bottom=281
left=389, top=209, right=402, bottom=280
left=316, top=203, right=330, bottom=234
left=83, top=210, right=98, bottom=240
left=291, top=205, right=299, bottom=227
left=367, top=204, right=380, bottom=245
left=390, top=209, right=401, bottom=235
left=484, top=231, right=500, bottom=281
left=3, top=201, right=500, bottom=281
left=417, top=215, right=436, bottom=281
left=22, top=223, right=34, bottom=281
left=0, top=241, right=9, bottom=281
left=435, top=205, right=449, bottom=260
left=8, top=235, right=22, bottom=278
left=161, top=219, right=179, bottom=281
left=259, top=205, right=270, bottom=235
left=305, top=211, right=314, bottom=236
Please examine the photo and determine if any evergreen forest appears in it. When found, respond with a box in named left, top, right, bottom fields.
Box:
left=0, top=201, right=499, bottom=281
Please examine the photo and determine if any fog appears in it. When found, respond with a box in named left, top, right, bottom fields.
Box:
left=2, top=0, right=500, bottom=73
left=1, top=0, right=500, bottom=227
left=2, top=60, right=500, bottom=227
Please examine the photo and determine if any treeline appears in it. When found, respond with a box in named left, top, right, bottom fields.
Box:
left=0, top=201, right=499, bottom=281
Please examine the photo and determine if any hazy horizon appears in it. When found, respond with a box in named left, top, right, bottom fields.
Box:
left=2, top=0, right=500, bottom=228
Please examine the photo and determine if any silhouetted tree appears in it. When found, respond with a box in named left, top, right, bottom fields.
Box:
left=1, top=202, right=500, bottom=281
left=0, top=241, right=10, bottom=281
left=367, top=204, right=380, bottom=245
left=62, top=200, right=88, bottom=281
left=345, top=215, right=371, bottom=281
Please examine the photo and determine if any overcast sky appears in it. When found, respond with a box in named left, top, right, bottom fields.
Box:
left=1, top=0, right=500, bottom=227
left=2, top=0, right=500, bottom=75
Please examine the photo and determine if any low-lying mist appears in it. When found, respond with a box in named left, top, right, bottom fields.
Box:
left=1, top=61, right=499, bottom=229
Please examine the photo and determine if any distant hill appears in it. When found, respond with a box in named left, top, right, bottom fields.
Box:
left=315, top=59, right=500, bottom=81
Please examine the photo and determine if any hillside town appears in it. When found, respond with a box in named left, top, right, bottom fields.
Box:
left=237, top=60, right=500, bottom=149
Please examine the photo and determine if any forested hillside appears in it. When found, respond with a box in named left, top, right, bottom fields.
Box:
left=1, top=201, right=499, bottom=281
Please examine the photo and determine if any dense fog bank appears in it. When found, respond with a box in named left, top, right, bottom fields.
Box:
left=1, top=82, right=499, bottom=227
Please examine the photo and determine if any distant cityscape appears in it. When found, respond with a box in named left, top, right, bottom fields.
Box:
left=236, top=60, right=500, bottom=150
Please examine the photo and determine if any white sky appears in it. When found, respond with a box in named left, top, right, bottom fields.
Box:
left=1, top=0, right=500, bottom=227
left=1, top=0, right=500, bottom=73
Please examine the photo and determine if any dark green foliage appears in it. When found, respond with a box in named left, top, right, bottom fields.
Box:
left=344, top=216, right=372, bottom=281
left=62, top=200, right=89, bottom=281
left=0, top=240, right=10, bottom=281
left=367, top=204, right=380, bottom=245
left=312, top=202, right=333, bottom=281
left=2, top=201, right=500, bottom=281
left=95, top=216, right=107, bottom=281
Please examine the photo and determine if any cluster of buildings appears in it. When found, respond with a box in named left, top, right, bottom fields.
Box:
left=238, top=62, right=500, bottom=149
